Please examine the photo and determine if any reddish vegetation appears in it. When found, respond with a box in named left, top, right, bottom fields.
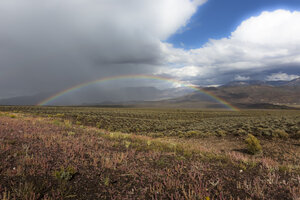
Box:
left=0, top=113, right=299, bottom=199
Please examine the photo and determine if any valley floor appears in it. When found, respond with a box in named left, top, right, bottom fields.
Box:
left=0, top=110, right=299, bottom=199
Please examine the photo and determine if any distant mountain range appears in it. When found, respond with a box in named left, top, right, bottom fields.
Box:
left=224, top=77, right=300, bottom=87
left=0, top=87, right=193, bottom=106
left=0, top=93, right=50, bottom=106
left=1, top=78, right=299, bottom=109
left=184, top=78, right=300, bottom=108
left=143, top=78, right=300, bottom=109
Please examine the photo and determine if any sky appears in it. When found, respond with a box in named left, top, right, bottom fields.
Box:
left=0, top=0, right=300, bottom=100
left=167, top=0, right=300, bottom=49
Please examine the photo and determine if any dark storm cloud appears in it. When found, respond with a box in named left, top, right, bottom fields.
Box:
left=0, top=0, right=205, bottom=98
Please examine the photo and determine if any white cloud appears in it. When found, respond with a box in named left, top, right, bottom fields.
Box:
left=234, top=75, right=250, bottom=81
left=160, top=9, right=300, bottom=84
left=232, top=10, right=300, bottom=46
left=156, top=66, right=203, bottom=77
left=266, top=72, right=299, bottom=81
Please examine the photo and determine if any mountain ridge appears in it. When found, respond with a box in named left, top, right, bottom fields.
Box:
left=223, top=77, right=300, bottom=87
left=1, top=78, right=299, bottom=108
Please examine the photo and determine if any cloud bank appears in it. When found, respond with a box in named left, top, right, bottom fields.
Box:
left=266, top=72, right=300, bottom=81
left=234, top=75, right=250, bottom=81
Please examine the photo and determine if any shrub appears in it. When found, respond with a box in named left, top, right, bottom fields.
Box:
left=245, top=134, right=262, bottom=155
left=96, top=122, right=102, bottom=129
left=294, top=130, right=300, bottom=139
left=235, top=128, right=247, bottom=136
left=55, top=113, right=65, bottom=118
left=256, top=127, right=272, bottom=137
left=9, top=114, right=16, bottom=118
left=64, top=120, right=72, bottom=128
left=67, top=131, right=76, bottom=136
left=216, top=130, right=226, bottom=137
left=184, top=130, right=199, bottom=138
left=52, top=120, right=61, bottom=126
left=103, top=176, right=110, bottom=186
left=273, top=129, right=289, bottom=139
left=124, top=141, right=131, bottom=148
left=152, top=132, right=164, bottom=138
left=54, top=166, right=76, bottom=182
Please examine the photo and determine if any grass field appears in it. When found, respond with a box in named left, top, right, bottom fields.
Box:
left=0, top=106, right=299, bottom=199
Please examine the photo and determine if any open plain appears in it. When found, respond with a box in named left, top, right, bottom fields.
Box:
left=0, top=106, right=299, bottom=199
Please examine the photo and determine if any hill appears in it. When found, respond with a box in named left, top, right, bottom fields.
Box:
left=213, top=85, right=300, bottom=105
left=166, top=78, right=300, bottom=109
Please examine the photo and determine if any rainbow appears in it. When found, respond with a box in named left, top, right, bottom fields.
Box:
left=37, top=74, right=239, bottom=111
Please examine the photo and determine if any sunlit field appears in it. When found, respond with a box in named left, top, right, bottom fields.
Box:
left=0, top=106, right=299, bottom=199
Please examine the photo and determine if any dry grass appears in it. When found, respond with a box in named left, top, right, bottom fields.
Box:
left=0, top=108, right=299, bottom=199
